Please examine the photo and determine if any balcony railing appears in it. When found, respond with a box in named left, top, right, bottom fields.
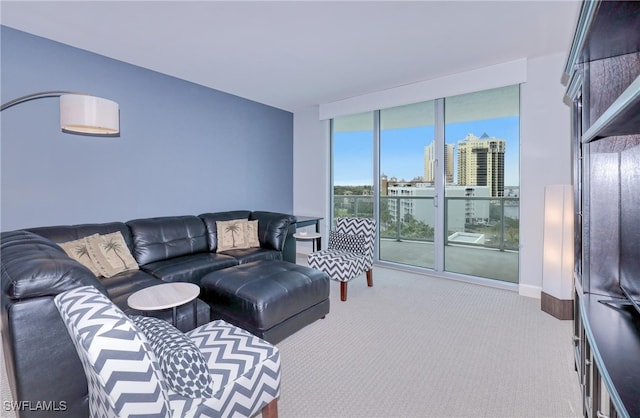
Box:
left=334, top=194, right=519, bottom=252
left=333, top=194, right=520, bottom=282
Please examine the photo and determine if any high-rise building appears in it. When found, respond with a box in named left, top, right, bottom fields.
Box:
left=424, top=142, right=454, bottom=184
left=457, top=133, right=505, bottom=197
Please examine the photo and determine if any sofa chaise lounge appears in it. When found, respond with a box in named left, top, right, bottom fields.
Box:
left=1, top=210, right=330, bottom=418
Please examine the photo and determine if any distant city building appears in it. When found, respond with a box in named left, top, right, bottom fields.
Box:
left=380, top=175, right=426, bottom=196
left=424, top=143, right=435, bottom=184
left=385, top=184, right=491, bottom=232
left=381, top=175, right=388, bottom=196
left=423, top=142, right=454, bottom=184
left=380, top=132, right=511, bottom=233
left=457, top=133, right=505, bottom=197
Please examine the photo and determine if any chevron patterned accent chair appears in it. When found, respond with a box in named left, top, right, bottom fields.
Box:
left=54, top=286, right=281, bottom=418
left=308, top=217, right=376, bottom=301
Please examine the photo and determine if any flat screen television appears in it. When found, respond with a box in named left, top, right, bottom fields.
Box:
left=618, top=143, right=640, bottom=314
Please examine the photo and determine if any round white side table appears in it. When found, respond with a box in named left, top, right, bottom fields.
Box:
left=127, top=282, right=200, bottom=327
left=293, top=232, right=322, bottom=252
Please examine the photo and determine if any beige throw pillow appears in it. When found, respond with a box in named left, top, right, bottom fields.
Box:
left=85, top=232, right=139, bottom=278
left=58, top=238, right=101, bottom=277
left=216, top=219, right=249, bottom=252
left=247, top=220, right=260, bottom=248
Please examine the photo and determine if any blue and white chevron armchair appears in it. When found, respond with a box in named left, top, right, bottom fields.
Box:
left=308, top=217, right=376, bottom=301
left=54, top=285, right=280, bottom=418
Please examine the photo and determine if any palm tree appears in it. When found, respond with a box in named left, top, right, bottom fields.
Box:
left=225, top=223, right=241, bottom=247
left=102, top=238, right=127, bottom=268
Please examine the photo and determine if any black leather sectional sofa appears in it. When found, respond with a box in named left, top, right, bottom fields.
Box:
left=0, top=210, right=330, bottom=418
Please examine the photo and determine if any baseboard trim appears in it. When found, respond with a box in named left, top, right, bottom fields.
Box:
left=541, top=291, right=574, bottom=320
left=519, top=284, right=541, bottom=299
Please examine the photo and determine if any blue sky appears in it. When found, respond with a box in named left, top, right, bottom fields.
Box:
left=334, top=116, right=520, bottom=186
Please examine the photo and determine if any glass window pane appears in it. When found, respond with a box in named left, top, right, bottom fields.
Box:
left=332, top=112, right=374, bottom=222
left=329, top=84, right=520, bottom=285
left=444, top=85, right=520, bottom=283
left=379, top=101, right=435, bottom=268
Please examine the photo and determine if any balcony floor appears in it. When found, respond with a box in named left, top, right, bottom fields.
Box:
left=379, top=239, right=519, bottom=283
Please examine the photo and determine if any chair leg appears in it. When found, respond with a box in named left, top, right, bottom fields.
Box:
left=340, top=281, right=348, bottom=301
left=366, top=269, right=373, bottom=287
left=262, top=398, right=278, bottom=418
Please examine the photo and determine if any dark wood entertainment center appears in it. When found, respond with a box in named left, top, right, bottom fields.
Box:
left=563, top=1, right=640, bottom=417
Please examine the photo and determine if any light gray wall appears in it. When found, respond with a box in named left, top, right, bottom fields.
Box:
left=519, top=52, right=572, bottom=298
left=1, top=27, right=294, bottom=231
left=293, top=52, right=572, bottom=297
left=293, top=106, right=329, bottom=253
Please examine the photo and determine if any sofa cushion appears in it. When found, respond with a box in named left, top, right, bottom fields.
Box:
left=218, top=247, right=282, bottom=265
left=127, top=216, right=209, bottom=265
left=199, top=211, right=252, bottom=252
left=103, top=269, right=169, bottom=308
left=85, top=232, right=139, bottom=278
left=131, top=316, right=213, bottom=398
left=140, top=252, right=238, bottom=285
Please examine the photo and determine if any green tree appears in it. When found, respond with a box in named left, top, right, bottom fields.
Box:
left=504, top=217, right=519, bottom=249
left=378, top=198, right=394, bottom=237
left=401, top=214, right=434, bottom=240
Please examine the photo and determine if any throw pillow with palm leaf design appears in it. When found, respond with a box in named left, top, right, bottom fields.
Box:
left=247, top=220, right=260, bottom=248
left=216, top=219, right=250, bottom=252
left=86, top=232, right=139, bottom=278
left=58, top=238, right=102, bottom=276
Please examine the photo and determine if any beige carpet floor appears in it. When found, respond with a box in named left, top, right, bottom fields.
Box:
left=275, top=263, right=582, bottom=418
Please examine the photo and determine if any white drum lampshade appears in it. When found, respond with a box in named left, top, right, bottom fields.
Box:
left=60, top=94, right=119, bottom=135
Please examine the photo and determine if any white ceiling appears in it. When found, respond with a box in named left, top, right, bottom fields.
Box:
left=1, top=0, right=582, bottom=112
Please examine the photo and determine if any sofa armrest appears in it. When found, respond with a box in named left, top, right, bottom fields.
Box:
left=1, top=230, right=106, bottom=300
left=250, top=211, right=296, bottom=252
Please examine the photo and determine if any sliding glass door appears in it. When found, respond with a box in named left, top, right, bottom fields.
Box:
left=444, top=86, right=519, bottom=282
left=331, top=85, right=520, bottom=284
left=379, top=101, right=436, bottom=269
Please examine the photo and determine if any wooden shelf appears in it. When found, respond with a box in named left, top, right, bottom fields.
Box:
left=582, top=295, right=640, bottom=418
left=582, top=75, right=640, bottom=143
left=564, top=1, right=640, bottom=91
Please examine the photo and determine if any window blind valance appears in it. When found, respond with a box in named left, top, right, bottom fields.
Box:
left=319, top=58, right=527, bottom=120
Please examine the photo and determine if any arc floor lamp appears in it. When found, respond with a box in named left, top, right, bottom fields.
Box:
left=1, top=91, right=119, bottom=136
